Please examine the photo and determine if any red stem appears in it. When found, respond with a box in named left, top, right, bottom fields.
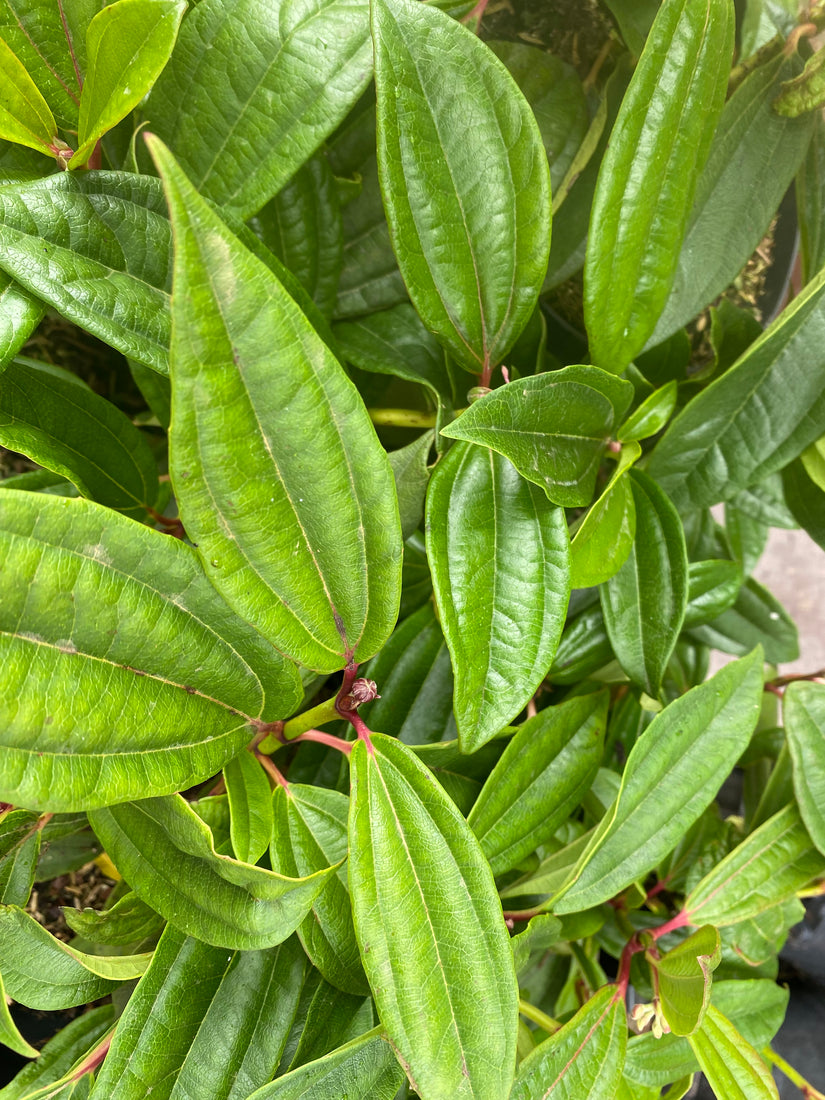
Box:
left=255, top=752, right=290, bottom=788
left=291, top=729, right=353, bottom=755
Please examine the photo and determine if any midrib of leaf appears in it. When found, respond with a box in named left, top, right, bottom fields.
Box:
left=55, top=0, right=81, bottom=89
left=539, top=995, right=616, bottom=1100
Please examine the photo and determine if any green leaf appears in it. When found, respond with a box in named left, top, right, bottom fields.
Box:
left=248, top=153, right=343, bottom=320
left=687, top=1005, right=778, bottom=1099
left=782, top=457, right=825, bottom=552
left=348, top=732, right=518, bottom=1100
left=0, top=37, right=59, bottom=157
left=584, top=0, right=734, bottom=371
left=649, top=52, right=815, bottom=347
left=63, top=891, right=164, bottom=947
left=798, top=109, right=825, bottom=284
left=0, top=905, right=149, bottom=1010
left=552, top=648, right=764, bottom=913
left=650, top=924, right=721, bottom=1036
left=511, top=913, right=563, bottom=974
left=224, top=750, right=274, bottom=865
left=467, top=692, right=607, bottom=875
left=145, top=0, right=373, bottom=217
left=725, top=505, right=768, bottom=577
left=388, top=431, right=433, bottom=542
left=70, top=0, right=186, bottom=168
left=570, top=442, right=639, bottom=588
left=0, top=274, right=44, bottom=369
left=440, top=367, right=634, bottom=507
left=373, top=0, right=551, bottom=373
left=784, top=682, right=825, bottom=855
left=89, top=795, right=337, bottom=951
left=649, top=262, right=825, bottom=510
left=0, top=1006, right=114, bottom=1100
left=600, top=470, right=688, bottom=695
left=247, top=1027, right=404, bottom=1100
left=602, top=0, right=659, bottom=54
left=149, top=136, right=402, bottom=673
left=686, top=803, right=825, bottom=926
left=682, top=560, right=743, bottom=629
left=0, top=809, right=41, bottom=906
left=685, top=577, right=799, bottom=665
left=0, top=970, right=38, bottom=1058
left=0, top=0, right=80, bottom=133
left=0, top=491, right=302, bottom=812
left=271, top=783, right=367, bottom=995
left=280, top=973, right=372, bottom=1072
left=0, top=357, right=160, bottom=518
left=510, top=985, right=627, bottom=1100
left=88, top=927, right=306, bottom=1100
left=498, top=828, right=595, bottom=902
left=426, top=441, right=570, bottom=751
left=618, top=382, right=678, bottom=442
left=547, top=603, right=614, bottom=685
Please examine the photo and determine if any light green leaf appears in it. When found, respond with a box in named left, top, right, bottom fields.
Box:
left=145, top=0, right=373, bottom=217
left=63, top=891, right=164, bottom=948
left=600, top=470, right=688, bottom=695
left=618, top=382, right=678, bottom=442
left=685, top=803, right=825, bottom=926
left=685, top=577, right=799, bottom=666
left=468, top=692, right=606, bottom=875
left=552, top=648, right=764, bottom=913
left=89, top=795, right=337, bottom=951
left=0, top=356, right=160, bottom=518
left=649, top=51, right=815, bottom=347
left=0, top=492, right=302, bottom=812
left=224, top=750, right=274, bottom=865
left=0, top=1006, right=114, bottom=1100
left=498, top=828, right=597, bottom=902
left=271, top=783, right=367, bottom=995
left=0, top=905, right=149, bottom=1010
left=649, top=262, right=825, bottom=510
left=651, top=924, right=721, bottom=1036
left=584, top=0, right=734, bottom=371
left=247, top=1027, right=404, bottom=1100
left=373, top=0, right=551, bottom=373
left=0, top=274, right=44, bottom=369
left=149, top=136, right=402, bottom=673
left=0, top=37, right=58, bottom=157
left=511, top=913, right=563, bottom=974
left=348, top=733, right=518, bottom=1100
left=570, top=441, right=639, bottom=588
left=426, top=441, right=570, bottom=752
left=687, top=1005, right=778, bottom=1099
left=88, top=926, right=306, bottom=1100
left=70, top=0, right=186, bottom=168
left=784, top=681, right=825, bottom=855
left=0, top=970, right=38, bottom=1058
left=440, top=367, right=633, bottom=507
left=0, top=0, right=80, bottom=132
left=510, top=985, right=627, bottom=1100
left=682, top=560, right=743, bottom=629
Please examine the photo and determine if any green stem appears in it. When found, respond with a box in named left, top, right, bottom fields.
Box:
left=257, top=696, right=340, bottom=753
left=763, top=1046, right=825, bottom=1099
left=518, top=999, right=561, bottom=1035
left=368, top=407, right=438, bottom=429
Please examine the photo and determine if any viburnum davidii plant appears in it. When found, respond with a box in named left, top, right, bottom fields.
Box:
left=2, top=0, right=825, bottom=1096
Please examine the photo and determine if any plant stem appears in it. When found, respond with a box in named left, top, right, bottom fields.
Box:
left=368, top=408, right=437, bottom=429
left=518, top=999, right=561, bottom=1035
left=255, top=752, right=290, bottom=788
left=282, top=697, right=339, bottom=740
left=763, top=1046, right=825, bottom=1099
left=290, top=728, right=353, bottom=755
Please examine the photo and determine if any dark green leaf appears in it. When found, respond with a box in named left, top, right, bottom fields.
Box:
left=468, top=692, right=606, bottom=875
left=602, top=0, right=659, bottom=54
left=547, top=604, right=614, bottom=686
left=782, top=457, right=825, bottom=552
left=373, top=0, right=551, bottom=373
left=687, top=1005, right=778, bottom=1099
left=584, top=0, right=734, bottom=370
left=0, top=1006, right=114, bottom=1100
left=426, top=441, right=570, bottom=751
left=150, top=136, right=402, bottom=673
left=0, top=809, right=41, bottom=907
left=282, top=976, right=372, bottom=1072
left=798, top=108, right=825, bottom=284
left=348, top=733, right=518, bottom=1100
left=224, top=750, right=274, bottom=865
left=725, top=505, right=768, bottom=577
left=683, top=560, right=743, bottom=629
left=89, top=795, right=336, bottom=951
left=685, top=577, right=799, bottom=665
left=63, top=891, right=164, bottom=948
left=784, top=681, right=825, bottom=855
left=388, top=431, right=433, bottom=542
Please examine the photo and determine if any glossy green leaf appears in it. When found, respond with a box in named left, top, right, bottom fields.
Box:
left=685, top=577, right=799, bottom=665
left=70, top=0, right=186, bottom=168
left=348, top=732, right=518, bottom=1100
left=373, top=0, right=551, bottom=373
left=682, top=560, right=743, bottom=629
left=510, top=985, right=627, bottom=1100
left=63, top=890, right=164, bottom=947
left=0, top=1005, right=114, bottom=1100
left=649, top=52, right=815, bottom=346
left=584, top=0, right=734, bottom=371
left=89, top=795, right=337, bottom=950
left=569, top=443, right=639, bottom=588
left=649, top=262, right=825, bottom=510
left=0, top=274, right=44, bottom=368
left=650, top=924, right=721, bottom=1036
left=618, top=382, right=678, bottom=442
left=248, top=1027, right=404, bottom=1100
left=0, top=905, right=149, bottom=1010
left=248, top=153, right=343, bottom=320
left=686, top=804, right=825, bottom=926
left=224, top=750, right=274, bottom=865
left=145, top=0, right=372, bottom=217
left=468, top=692, right=607, bottom=875
left=88, top=927, right=306, bottom=1100
left=784, top=682, right=825, bottom=855
left=687, top=1006, right=778, bottom=1099
left=0, top=37, right=58, bottom=157
left=0, top=491, right=302, bottom=812
left=0, top=357, right=160, bottom=518
left=0, top=810, right=40, bottom=907
left=440, top=367, right=633, bottom=507
left=426, top=441, right=570, bottom=751
left=600, top=470, right=688, bottom=695
left=0, top=0, right=80, bottom=133
left=271, top=783, right=367, bottom=995
left=552, top=648, right=763, bottom=913
left=149, top=136, right=401, bottom=673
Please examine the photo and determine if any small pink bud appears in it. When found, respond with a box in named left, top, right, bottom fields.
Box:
left=349, top=678, right=380, bottom=706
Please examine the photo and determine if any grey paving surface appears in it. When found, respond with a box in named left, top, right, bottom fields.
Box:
left=754, top=528, right=825, bottom=674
